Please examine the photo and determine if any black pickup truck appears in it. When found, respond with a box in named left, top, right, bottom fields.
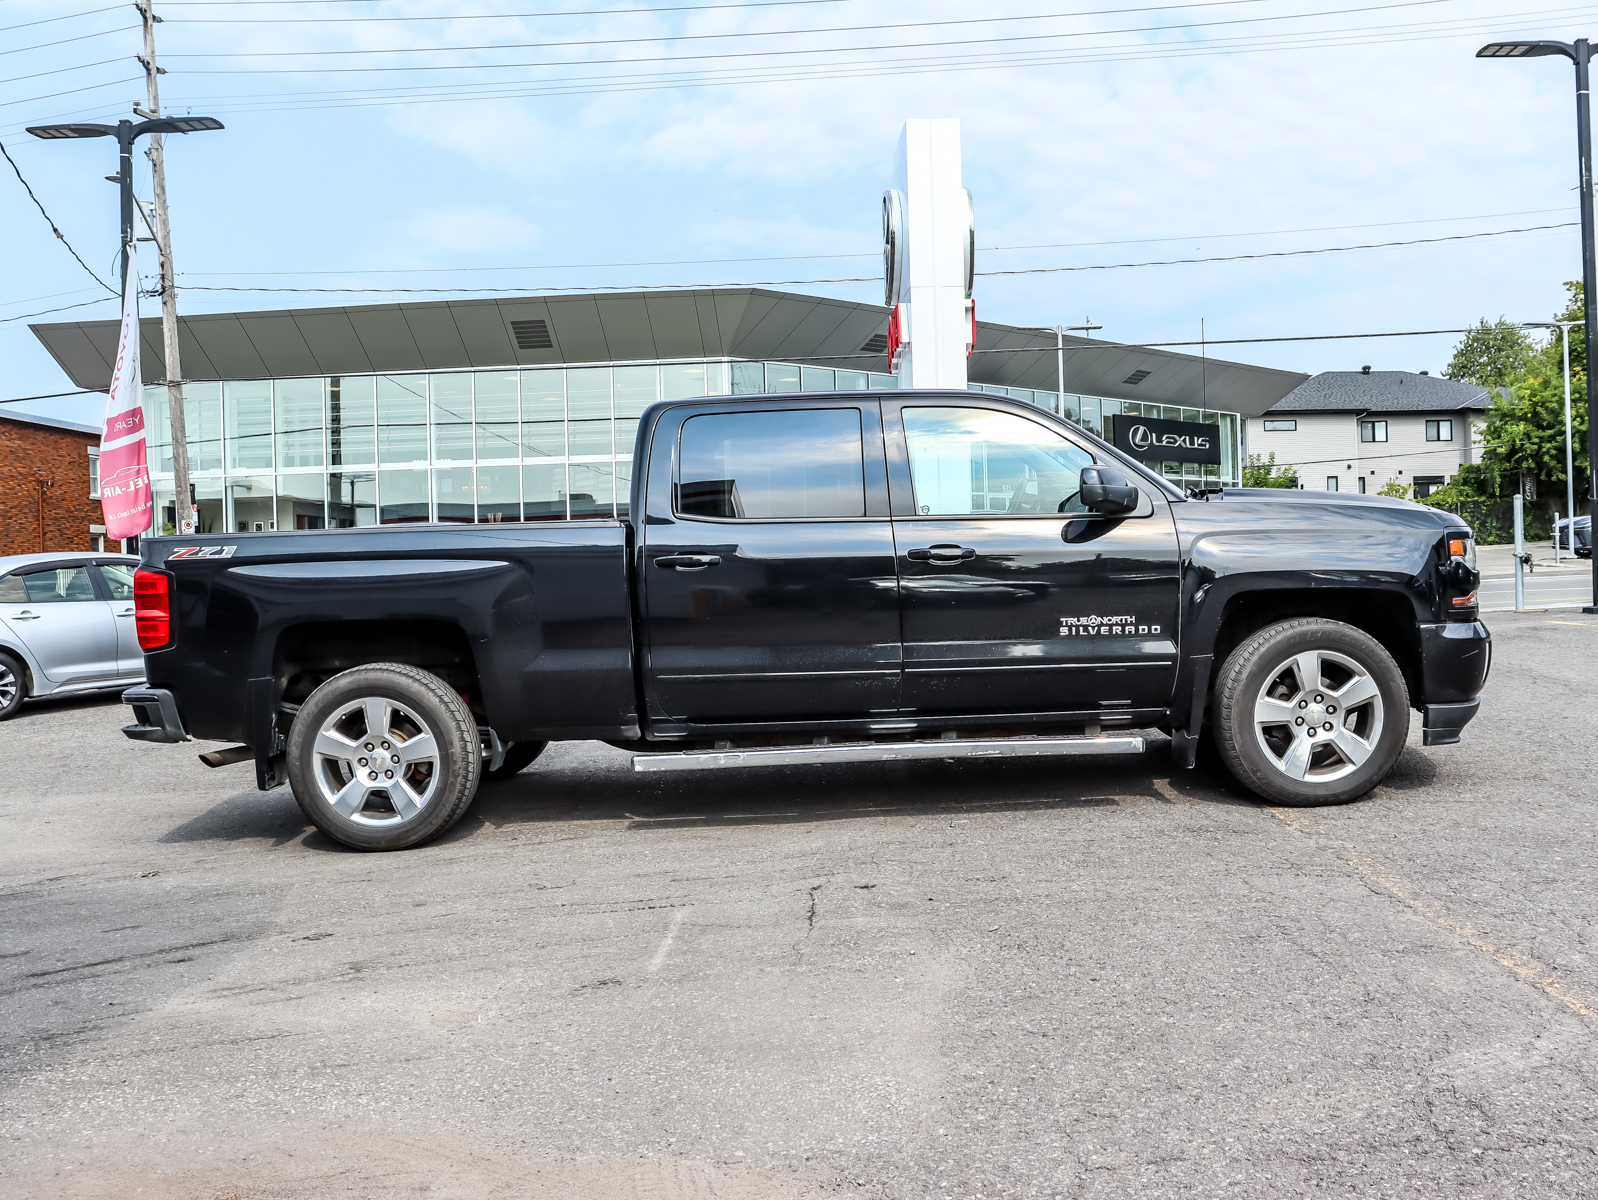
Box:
left=123, top=389, right=1490, bottom=850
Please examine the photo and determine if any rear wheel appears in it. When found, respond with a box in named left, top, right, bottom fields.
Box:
left=1214, top=618, right=1409, bottom=807
left=0, top=651, right=26, bottom=720
left=286, top=663, right=481, bottom=850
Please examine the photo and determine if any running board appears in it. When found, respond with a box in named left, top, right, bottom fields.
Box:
left=631, top=733, right=1145, bottom=773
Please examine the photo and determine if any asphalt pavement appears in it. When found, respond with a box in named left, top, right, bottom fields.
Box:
left=3, top=612, right=1597, bottom=1199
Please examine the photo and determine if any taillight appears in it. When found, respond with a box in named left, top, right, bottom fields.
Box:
left=133, top=568, right=171, bottom=650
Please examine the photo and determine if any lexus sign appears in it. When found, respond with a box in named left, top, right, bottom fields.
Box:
left=1108, top=414, right=1223, bottom=466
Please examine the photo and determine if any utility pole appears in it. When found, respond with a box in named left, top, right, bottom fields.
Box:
left=135, top=0, right=191, bottom=535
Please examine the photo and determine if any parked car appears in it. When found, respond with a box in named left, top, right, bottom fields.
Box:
left=1555, top=515, right=1592, bottom=558
left=0, top=553, right=146, bottom=719
left=123, top=390, right=1490, bottom=850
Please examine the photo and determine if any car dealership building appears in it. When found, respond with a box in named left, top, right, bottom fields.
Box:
left=31, top=287, right=1306, bottom=534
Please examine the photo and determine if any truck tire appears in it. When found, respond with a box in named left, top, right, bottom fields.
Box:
left=286, top=663, right=482, bottom=851
left=483, top=740, right=547, bottom=782
left=0, top=650, right=26, bottom=720
left=1213, top=618, right=1409, bottom=807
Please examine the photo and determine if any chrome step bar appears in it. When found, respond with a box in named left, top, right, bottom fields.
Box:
left=631, top=733, right=1145, bottom=773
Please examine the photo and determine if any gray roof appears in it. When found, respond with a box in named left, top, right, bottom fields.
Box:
left=0, top=408, right=100, bottom=437
left=0, top=551, right=138, bottom=575
left=31, top=288, right=1308, bottom=418
left=1269, top=370, right=1490, bottom=415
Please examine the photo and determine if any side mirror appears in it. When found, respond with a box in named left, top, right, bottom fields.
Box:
left=1079, top=467, right=1140, bottom=515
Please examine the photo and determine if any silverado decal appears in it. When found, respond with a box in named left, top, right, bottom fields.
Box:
left=168, top=546, right=237, bottom=560
left=1060, top=615, right=1160, bottom=636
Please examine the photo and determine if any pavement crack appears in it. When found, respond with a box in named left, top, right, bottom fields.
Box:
left=806, top=884, right=823, bottom=935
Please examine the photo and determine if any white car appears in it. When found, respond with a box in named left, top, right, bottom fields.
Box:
left=0, top=552, right=146, bottom=719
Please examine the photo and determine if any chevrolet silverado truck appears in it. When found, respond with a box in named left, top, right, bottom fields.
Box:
left=122, top=390, right=1490, bottom=850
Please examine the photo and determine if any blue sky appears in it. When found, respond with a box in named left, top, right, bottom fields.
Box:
left=0, top=0, right=1588, bottom=429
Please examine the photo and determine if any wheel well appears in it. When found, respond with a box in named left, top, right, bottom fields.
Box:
left=1210, top=589, right=1421, bottom=708
left=275, top=621, right=482, bottom=714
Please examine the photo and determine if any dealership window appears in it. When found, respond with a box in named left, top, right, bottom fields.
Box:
left=1263, top=419, right=1297, bottom=431
left=87, top=446, right=99, bottom=498
left=1325, top=476, right=1339, bottom=492
left=1360, top=420, right=1388, bottom=443
left=678, top=408, right=866, bottom=519
left=1425, top=419, right=1453, bottom=442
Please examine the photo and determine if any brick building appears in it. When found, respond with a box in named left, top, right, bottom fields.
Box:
left=0, top=409, right=122, bottom=556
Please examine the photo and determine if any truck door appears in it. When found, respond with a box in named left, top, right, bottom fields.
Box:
left=638, top=399, right=900, bottom=725
left=886, top=401, right=1181, bottom=720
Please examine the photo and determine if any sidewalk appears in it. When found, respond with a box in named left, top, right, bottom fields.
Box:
left=1476, top=539, right=1591, bottom=581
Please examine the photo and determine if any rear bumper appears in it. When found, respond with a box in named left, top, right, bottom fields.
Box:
left=122, top=687, right=190, bottom=743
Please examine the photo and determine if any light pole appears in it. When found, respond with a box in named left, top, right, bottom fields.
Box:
left=1023, top=320, right=1100, bottom=419
left=27, top=116, right=222, bottom=537
left=1523, top=321, right=1579, bottom=562
left=1480, top=39, right=1598, bottom=610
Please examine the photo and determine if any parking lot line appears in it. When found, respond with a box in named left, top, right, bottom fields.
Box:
left=1266, top=806, right=1598, bottom=1020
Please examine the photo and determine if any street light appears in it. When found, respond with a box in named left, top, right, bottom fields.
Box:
left=1523, top=321, right=1579, bottom=562
left=26, top=117, right=222, bottom=289
left=27, top=115, right=222, bottom=539
left=1479, top=38, right=1598, bottom=611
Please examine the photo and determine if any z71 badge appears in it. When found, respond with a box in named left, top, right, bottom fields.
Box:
left=168, top=545, right=237, bottom=560
left=1060, top=614, right=1160, bottom=636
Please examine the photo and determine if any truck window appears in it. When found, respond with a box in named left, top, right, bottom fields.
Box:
left=678, top=409, right=866, bottom=519
left=902, top=407, right=1095, bottom=516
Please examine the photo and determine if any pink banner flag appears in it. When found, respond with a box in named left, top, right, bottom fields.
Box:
left=100, top=246, right=152, bottom=541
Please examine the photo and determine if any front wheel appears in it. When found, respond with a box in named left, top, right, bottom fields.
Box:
left=1213, top=618, right=1409, bottom=807
left=286, top=663, right=482, bottom=850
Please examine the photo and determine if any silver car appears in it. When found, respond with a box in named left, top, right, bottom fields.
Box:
left=0, top=552, right=146, bottom=719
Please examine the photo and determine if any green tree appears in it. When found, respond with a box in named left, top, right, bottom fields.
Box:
left=1377, top=479, right=1411, bottom=500
left=1242, top=452, right=1298, bottom=488
left=1477, top=282, right=1589, bottom=500
left=1444, top=317, right=1536, bottom=388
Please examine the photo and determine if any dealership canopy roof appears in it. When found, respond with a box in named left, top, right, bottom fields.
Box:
left=32, top=288, right=1307, bottom=417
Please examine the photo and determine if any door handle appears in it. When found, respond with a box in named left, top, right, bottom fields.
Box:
left=116, top=609, right=135, bottom=618
left=906, top=545, right=976, bottom=563
left=655, top=554, right=722, bottom=570
left=12, top=611, right=40, bottom=621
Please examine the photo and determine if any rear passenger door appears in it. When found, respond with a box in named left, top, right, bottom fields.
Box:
left=638, top=400, right=900, bottom=725
left=91, top=561, right=145, bottom=677
left=0, top=563, right=120, bottom=685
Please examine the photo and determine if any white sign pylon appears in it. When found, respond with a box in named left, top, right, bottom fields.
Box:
left=885, top=119, right=974, bottom=390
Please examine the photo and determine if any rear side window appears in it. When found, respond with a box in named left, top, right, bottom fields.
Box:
left=678, top=409, right=866, bottom=519
left=5, top=567, right=96, bottom=603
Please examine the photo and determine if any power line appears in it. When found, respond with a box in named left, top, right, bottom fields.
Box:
left=0, top=22, right=137, bottom=56
left=0, top=139, right=115, bottom=294
left=165, top=0, right=1465, bottom=69
left=0, top=389, right=103, bottom=406
left=0, top=296, right=118, bottom=323
left=167, top=0, right=861, bottom=21
left=139, top=8, right=1589, bottom=116
left=169, top=221, right=1578, bottom=298
left=0, top=58, right=125, bottom=86
left=175, top=207, right=1577, bottom=279
left=0, top=6, right=120, bottom=33
left=0, top=77, right=145, bottom=112
left=979, top=222, right=1578, bottom=276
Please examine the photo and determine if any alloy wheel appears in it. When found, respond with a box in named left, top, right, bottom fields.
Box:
left=310, top=696, right=440, bottom=826
left=1252, top=648, right=1383, bottom=784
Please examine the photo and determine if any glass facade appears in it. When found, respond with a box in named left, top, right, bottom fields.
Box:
left=967, top=383, right=1243, bottom=491
left=146, top=358, right=1241, bottom=533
